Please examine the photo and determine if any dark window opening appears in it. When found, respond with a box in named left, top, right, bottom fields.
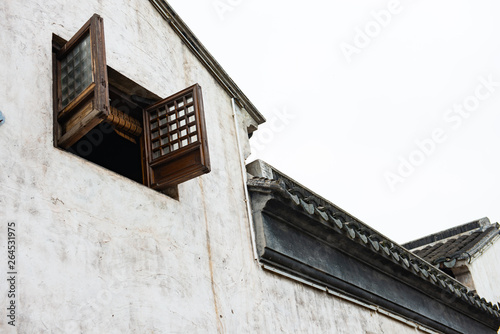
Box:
left=69, top=127, right=143, bottom=184
left=440, top=266, right=456, bottom=279
left=66, top=85, right=147, bottom=184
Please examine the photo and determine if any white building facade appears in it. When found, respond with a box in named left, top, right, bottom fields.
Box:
left=0, top=1, right=499, bottom=333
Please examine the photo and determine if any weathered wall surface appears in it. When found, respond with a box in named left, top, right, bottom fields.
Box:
left=0, top=1, right=437, bottom=333
left=469, top=236, right=500, bottom=305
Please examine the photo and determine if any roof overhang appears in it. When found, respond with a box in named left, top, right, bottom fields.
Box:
left=404, top=218, right=500, bottom=268
left=247, top=160, right=500, bottom=334
left=149, top=0, right=266, bottom=126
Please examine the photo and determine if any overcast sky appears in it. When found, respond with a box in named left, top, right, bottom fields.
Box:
left=167, top=0, right=500, bottom=243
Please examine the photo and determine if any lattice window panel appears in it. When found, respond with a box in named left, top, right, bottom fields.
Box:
left=60, top=33, right=93, bottom=108
left=148, top=91, right=199, bottom=161
left=54, top=14, right=108, bottom=149
left=144, top=84, right=210, bottom=189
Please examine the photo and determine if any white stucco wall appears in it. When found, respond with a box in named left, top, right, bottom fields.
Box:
left=0, top=1, right=439, bottom=333
left=468, top=236, right=500, bottom=305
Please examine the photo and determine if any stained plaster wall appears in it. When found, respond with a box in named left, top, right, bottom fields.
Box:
left=468, top=236, right=500, bottom=305
left=0, top=0, right=436, bottom=333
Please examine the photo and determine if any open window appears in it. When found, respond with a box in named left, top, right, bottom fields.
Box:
left=54, top=14, right=108, bottom=149
left=144, top=84, right=210, bottom=190
left=52, top=14, right=211, bottom=196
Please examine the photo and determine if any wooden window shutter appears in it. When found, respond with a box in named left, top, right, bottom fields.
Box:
left=54, top=14, right=109, bottom=149
left=143, top=84, right=210, bottom=189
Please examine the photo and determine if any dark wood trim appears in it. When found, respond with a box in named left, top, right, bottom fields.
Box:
left=56, top=16, right=93, bottom=59
left=140, top=134, right=147, bottom=186
left=54, top=14, right=109, bottom=149
left=194, top=84, right=210, bottom=173
left=90, top=14, right=109, bottom=118
left=143, top=103, right=153, bottom=187
left=143, top=84, right=210, bottom=188
left=52, top=36, right=62, bottom=148
left=57, top=83, right=96, bottom=120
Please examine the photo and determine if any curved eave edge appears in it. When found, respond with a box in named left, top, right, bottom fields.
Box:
left=462, top=225, right=500, bottom=261
left=433, top=226, right=500, bottom=267
left=149, top=0, right=266, bottom=125
left=247, top=177, right=500, bottom=322
left=403, top=217, right=491, bottom=250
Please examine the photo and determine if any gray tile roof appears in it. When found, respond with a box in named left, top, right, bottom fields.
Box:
left=247, top=176, right=500, bottom=319
left=246, top=160, right=500, bottom=321
left=403, top=218, right=500, bottom=266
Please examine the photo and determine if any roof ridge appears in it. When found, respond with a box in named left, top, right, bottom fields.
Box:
left=461, top=225, right=500, bottom=259
left=247, top=162, right=500, bottom=319
left=402, top=217, right=491, bottom=250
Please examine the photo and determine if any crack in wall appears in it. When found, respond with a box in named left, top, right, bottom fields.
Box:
left=199, top=177, right=224, bottom=333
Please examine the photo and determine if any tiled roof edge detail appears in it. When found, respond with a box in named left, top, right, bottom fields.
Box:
left=464, top=225, right=500, bottom=259
left=247, top=176, right=500, bottom=319
left=403, top=218, right=491, bottom=250
left=405, top=222, right=500, bottom=267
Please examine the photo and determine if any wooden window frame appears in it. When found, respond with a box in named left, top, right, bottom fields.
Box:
left=143, top=84, right=211, bottom=190
left=53, top=14, right=109, bottom=149
left=52, top=14, right=211, bottom=190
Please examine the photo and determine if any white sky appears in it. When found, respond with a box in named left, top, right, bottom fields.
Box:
left=167, top=0, right=500, bottom=243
